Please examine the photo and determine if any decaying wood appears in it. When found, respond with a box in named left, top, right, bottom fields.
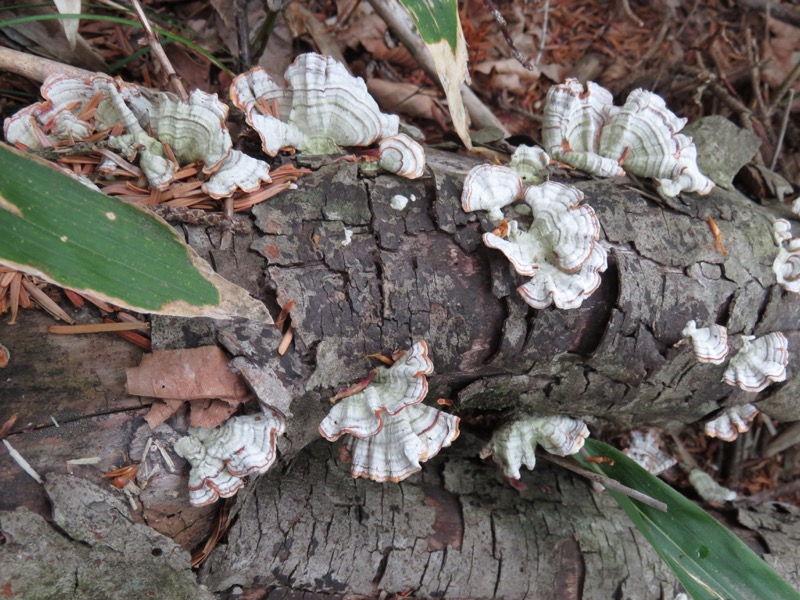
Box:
left=2, top=147, right=800, bottom=597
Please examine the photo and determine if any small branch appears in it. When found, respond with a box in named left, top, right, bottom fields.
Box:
left=770, top=89, right=794, bottom=171
left=617, top=0, right=644, bottom=27
left=482, top=0, right=535, bottom=71
left=129, top=0, right=187, bottom=100
left=233, top=0, right=251, bottom=69
left=534, top=0, right=551, bottom=67
left=769, top=59, right=800, bottom=116
left=0, top=46, right=91, bottom=83
left=539, top=452, right=669, bottom=512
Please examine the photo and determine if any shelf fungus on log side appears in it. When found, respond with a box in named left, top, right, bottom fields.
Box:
left=681, top=320, right=729, bottom=365
left=723, top=332, right=789, bottom=392
left=541, top=79, right=623, bottom=178
left=508, top=145, right=550, bottom=183
left=378, top=133, right=426, bottom=179
left=688, top=469, right=737, bottom=503
left=704, top=404, right=759, bottom=442
left=4, top=73, right=141, bottom=149
left=623, top=429, right=677, bottom=475
left=479, top=181, right=607, bottom=309
left=541, top=78, right=714, bottom=197
left=173, top=411, right=285, bottom=506
left=461, top=164, right=524, bottom=222
left=230, top=53, right=400, bottom=157
left=5, top=74, right=272, bottom=198
left=773, top=238, right=800, bottom=294
left=318, top=341, right=460, bottom=483
left=480, top=415, right=590, bottom=480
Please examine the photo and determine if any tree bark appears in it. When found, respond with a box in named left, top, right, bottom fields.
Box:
left=2, top=148, right=800, bottom=597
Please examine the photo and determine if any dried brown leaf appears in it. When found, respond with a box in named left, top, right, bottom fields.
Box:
left=126, top=346, right=249, bottom=400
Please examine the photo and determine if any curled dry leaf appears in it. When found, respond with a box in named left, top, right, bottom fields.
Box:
left=623, top=429, right=677, bottom=475
left=704, top=404, right=759, bottom=442
left=173, top=411, right=285, bottom=506
left=126, top=346, right=250, bottom=428
left=480, top=415, right=590, bottom=480
left=722, top=332, right=789, bottom=392
left=681, top=320, right=729, bottom=365
left=231, top=54, right=400, bottom=156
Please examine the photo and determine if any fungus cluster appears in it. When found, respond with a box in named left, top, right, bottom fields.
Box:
left=230, top=54, right=426, bottom=179
left=479, top=415, right=590, bottom=480
left=680, top=320, right=788, bottom=441
left=318, top=341, right=460, bottom=483
left=681, top=320, right=729, bottom=365
left=4, top=74, right=272, bottom=198
left=542, top=79, right=715, bottom=197
left=173, top=411, right=285, bottom=506
left=623, top=430, right=677, bottom=476
left=772, top=220, right=800, bottom=294
left=462, top=165, right=607, bottom=310
left=703, top=404, right=759, bottom=442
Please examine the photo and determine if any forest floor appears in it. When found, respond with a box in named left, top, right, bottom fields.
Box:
left=1, top=0, right=799, bottom=566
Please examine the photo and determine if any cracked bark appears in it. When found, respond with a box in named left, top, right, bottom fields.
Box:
left=3, top=149, right=800, bottom=598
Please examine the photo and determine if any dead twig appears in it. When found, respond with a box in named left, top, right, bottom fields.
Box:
left=128, top=0, right=187, bottom=101
left=769, top=60, right=800, bottom=117
left=770, top=89, right=794, bottom=171
left=233, top=0, right=251, bottom=69
left=534, top=0, right=551, bottom=67
left=482, top=0, right=535, bottom=71
left=0, top=46, right=90, bottom=83
left=617, top=0, right=644, bottom=27
left=539, top=452, right=669, bottom=512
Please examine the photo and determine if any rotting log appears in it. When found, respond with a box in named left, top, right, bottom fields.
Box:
left=2, top=148, right=800, bottom=597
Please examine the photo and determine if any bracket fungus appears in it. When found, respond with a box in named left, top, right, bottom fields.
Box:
left=480, top=415, right=590, bottom=480
left=773, top=238, right=800, bottom=294
left=681, top=320, right=729, bottom=365
left=542, top=79, right=623, bottom=178
left=688, top=469, right=737, bottom=503
left=722, top=332, right=789, bottom=392
left=230, top=54, right=400, bottom=157
left=319, top=341, right=460, bottom=483
left=508, top=145, right=551, bottom=183
left=173, top=411, right=285, bottom=506
left=773, top=219, right=793, bottom=244
left=623, top=430, right=677, bottom=475
left=477, top=181, right=608, bottom=309
left=461, top=164, right=523, bottom=222
left=5, top=74, right=272, bottom=198
left=704, top=404, right=759, bottom=442
left=541, top=79, right=714, bottom=197
left=378, top=133, right=426, bottom=179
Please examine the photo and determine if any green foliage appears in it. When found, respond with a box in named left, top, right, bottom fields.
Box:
left=0, top=142, right=270, bottom=321
left=579, top=439, right=800, bottom=600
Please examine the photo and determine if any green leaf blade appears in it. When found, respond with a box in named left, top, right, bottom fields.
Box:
left=0, top=142, right=271, bottom=323
left=580, top=439, right=800, bottom=600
